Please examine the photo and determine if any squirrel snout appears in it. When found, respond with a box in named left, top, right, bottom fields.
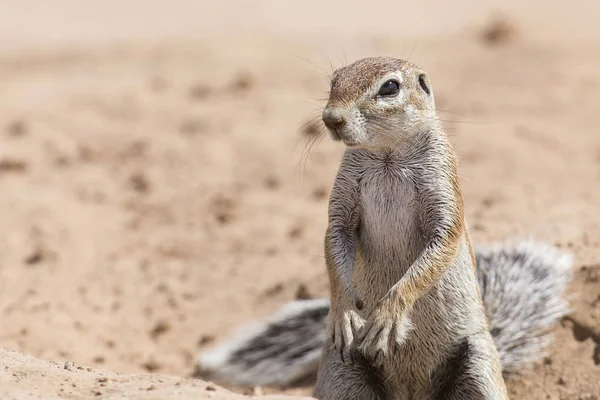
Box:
left=322, top=108, right=347, bottom=130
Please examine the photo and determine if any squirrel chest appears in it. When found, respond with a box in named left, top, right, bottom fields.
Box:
left=354, top=159, right=426, bottom=295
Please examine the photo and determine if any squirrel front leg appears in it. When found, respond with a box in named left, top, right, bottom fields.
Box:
left=325, top=174, right=366, bottom=362
left=325, top=216, right=363, bottom=310
left=357, top=160, right=465, bottom=366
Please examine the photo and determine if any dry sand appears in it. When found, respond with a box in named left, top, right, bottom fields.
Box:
left=0, top=1, right=598, bottom=399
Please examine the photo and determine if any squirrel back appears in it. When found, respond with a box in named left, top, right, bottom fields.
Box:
left=195, top=241, right=572, bottom=387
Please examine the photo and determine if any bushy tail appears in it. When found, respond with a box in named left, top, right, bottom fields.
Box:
left=195, top=241, right=572, bottom=387
left=194, top=299, right=330, bottom=387
left=475, top=241, right=572, bottom=372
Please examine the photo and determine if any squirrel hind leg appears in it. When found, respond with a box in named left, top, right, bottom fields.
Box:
left=432, top=335, right=508, bottom=400
left=314, top=344, right=393, bottom=400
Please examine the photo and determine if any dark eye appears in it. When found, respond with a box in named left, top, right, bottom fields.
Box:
left=378, top=79, right=400, bottom=97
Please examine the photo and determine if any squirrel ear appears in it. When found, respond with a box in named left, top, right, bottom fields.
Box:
left=418, top=73, right=431, bottom=96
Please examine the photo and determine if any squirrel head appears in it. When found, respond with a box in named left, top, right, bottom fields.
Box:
left=322, top=57, right=438, bottom=149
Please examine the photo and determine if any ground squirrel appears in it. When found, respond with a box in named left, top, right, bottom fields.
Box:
left=195, top=57, right=573, bottom=399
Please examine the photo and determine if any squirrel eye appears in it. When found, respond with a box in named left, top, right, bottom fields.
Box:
left=378, top=79, right=400, bottom=97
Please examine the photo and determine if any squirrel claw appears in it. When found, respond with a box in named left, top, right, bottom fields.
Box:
left=373, top=349, right=385, bottom=368
left=328, top=309, right=366, bottom=364
left=357, top=305, right=412, bottom=364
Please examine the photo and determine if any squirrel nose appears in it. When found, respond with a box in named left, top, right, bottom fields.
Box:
left=322, top=108, right=346, bottom=130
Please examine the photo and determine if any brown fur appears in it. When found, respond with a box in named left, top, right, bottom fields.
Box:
left=329, top=58, right=409, bottom=104
left=316, top=57, right=509, bottom=399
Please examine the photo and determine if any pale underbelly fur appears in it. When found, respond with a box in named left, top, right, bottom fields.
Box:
left=352, top=172, right=488, bottom=392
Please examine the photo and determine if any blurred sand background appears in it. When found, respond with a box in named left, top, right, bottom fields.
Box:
left=0, top=1, right=599, bottom=399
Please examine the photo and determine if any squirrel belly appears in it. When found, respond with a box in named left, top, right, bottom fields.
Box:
left=195, top=241, right=572, bottom=387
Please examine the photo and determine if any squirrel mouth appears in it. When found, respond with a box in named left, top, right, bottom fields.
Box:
left=328, top=128, right=360, bottom=147
left=328, top=128, right=342, bottom=141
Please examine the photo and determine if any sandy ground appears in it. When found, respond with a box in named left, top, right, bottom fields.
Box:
left=0, top=1, right=599, bottom=399
left=0, top=349, right=316, bottom=400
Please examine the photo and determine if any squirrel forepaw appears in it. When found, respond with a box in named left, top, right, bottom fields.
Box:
left=356, top=303, right=413, bottom=367
left=328, top=309, right=365, bottom=364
